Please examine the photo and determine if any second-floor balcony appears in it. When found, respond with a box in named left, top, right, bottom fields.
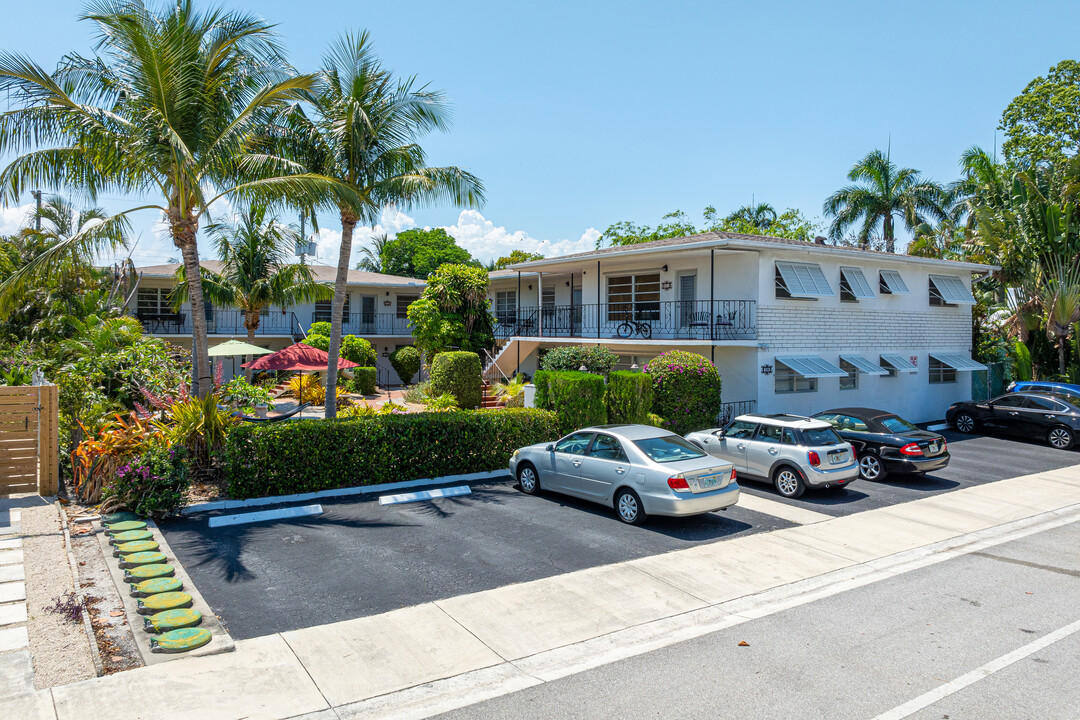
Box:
left=494, top=299, right=756, bottom=342
left=135, top=309, right=305, bottom=340
left=312, top=311, right=413, bottom=337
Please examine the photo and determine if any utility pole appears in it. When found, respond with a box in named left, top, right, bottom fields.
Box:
left=31, top=190, right=42, bottom=230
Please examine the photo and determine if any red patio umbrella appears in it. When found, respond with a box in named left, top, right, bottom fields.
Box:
left=242, top=343, right=359, bottom=407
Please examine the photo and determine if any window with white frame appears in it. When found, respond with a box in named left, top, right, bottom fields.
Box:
left=928, top=356, right=957, bottom=384
left=929, top=274, right=975, bottom=307
left=494, top=291, right=516, bottom=322
left=839, top=359, right=858, bottom=390
left=607, top=274, right=660, bottom=321
left=136, top=288, right=170, bottom=315
left=396, top=294, right=419, bottom=319
left=879, top=269, right=909, bottom=295
left=314, top=293, right=350, bottom=323
left=775, top=361, right=817, bottom=394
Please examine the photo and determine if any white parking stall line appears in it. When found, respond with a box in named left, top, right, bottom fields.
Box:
left=735, top=493, right=833, bottom=525
left=927, top=423, right=950, bottom=431
left=208, top=504, right=323, bottom=528
left=870, top=616, right=1080, bottom=720
left=379, top=485, right=472, bottom=505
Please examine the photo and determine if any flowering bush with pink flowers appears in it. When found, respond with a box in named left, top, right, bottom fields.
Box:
left=643, top=351, right=722, bottom=435
left=103, top=444, right=190, bottom=517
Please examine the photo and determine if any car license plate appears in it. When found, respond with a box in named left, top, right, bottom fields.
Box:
left=697, top=473, right=722, bottom=489
left=928, top=442, right=939, bottom=454
left=829, top=451, right=847, bottom=465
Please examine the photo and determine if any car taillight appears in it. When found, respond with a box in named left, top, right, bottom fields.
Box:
left=668, top=475, right=691, bottom=491
left=900, top=442, right=923, bottom=456
left=808, top=451, right=821, bottom=467
left=730, top=468, right=737, bottom=482
left=941, top=440, right=947, bottom=452
left=849, top=444, right=857, bottom=461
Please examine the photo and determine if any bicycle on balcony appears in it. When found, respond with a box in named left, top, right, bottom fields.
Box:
left=615, top=313, right=652, bottom=339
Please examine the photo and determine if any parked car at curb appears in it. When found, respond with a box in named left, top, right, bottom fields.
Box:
left=509, top=424, right=739, bottom=525
left=1008, top=380, right=1080, bottom=402
left=812, top=407, right=949, bottom=481
left=685, top=414, right=858, bottom=498
left=947, top=393, right=1080, bottom=450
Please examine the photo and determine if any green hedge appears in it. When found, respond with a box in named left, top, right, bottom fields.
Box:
left=606, top=371, right=653, bottom=424
left=430, top=351, right=481, bottom=409
left=350, top=367, right=377, bottom=395
left=341, top=336, right=377, bottom=366
left=534, top=370, right=607, bottom=434
left=539, top=345, right=619, bottom=374
left=224, top=408, right=559, bottom=498
left=389, top=346, right=421, bottom=385
left=644, top=351, right=722, bottom=435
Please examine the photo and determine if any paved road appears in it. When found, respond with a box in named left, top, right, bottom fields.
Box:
left=433, top=520, right=1080, bottom=720
left=160, top=429, right=1077, bottom=640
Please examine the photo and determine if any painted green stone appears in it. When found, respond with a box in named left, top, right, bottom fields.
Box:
left=123, top=564, right=174, bottom=582
left=150, top=627, right=212, bottom=653
left=103, top=511, right=140, bottom=524
left=109, top=529, right=153, bottom=545
left=105, top=520, right=147, bottom=534
left=143, top=608, right=202, bottom=633
left=118, top=551, right=167, bottom=568
left=112, top=540, right=160, bottom=557
left=130, top=577, right=182, bottom=597
left=137, top=591, right=192, bottom=615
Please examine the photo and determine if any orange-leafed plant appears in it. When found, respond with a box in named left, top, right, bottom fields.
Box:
left=72, top=413, right=168, bottom=503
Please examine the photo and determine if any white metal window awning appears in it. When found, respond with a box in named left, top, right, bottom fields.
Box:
left=776, top=355, right=848, bottom=378
left=776, top=261, right=834, bottom=297
left=839, top=267, right=875, bottom=298
left=930, top=352, right=987, bottom=371
left=929, top=274, right=976, bottom=304
left=840, top=354, right=889, bottom=375
left=879, top=269, right=910, bottom=294
left=879, top=353, right=918, bottom=373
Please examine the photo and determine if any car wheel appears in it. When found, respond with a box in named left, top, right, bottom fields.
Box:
left=859, top=452, right=888, bottom=481
left=773, top=466, right=806, bottom=498
left=953, top=413, right=976, bottom=433
left=517, top=463, right=541, bottom=495
left=1047, top=426, right=1074, bottom=450
left=614, top=488, right=647, bottom=525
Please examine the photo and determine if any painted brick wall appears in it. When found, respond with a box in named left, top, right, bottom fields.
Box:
left=756, top=305, right=972, bottom=352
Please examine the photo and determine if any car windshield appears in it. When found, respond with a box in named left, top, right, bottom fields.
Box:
left=634, top=436, right=706, bottom=463
left=879, top=416, right=919, bottom=433
left=800, top=427, right=844, bottom=446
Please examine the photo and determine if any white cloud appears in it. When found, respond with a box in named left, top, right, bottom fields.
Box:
left=441, top=210, right=595, bottom=261
left=0, top=203, right=33, bottom=235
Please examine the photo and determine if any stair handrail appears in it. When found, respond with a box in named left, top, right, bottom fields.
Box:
left=483, top=346, right=510, bottom=382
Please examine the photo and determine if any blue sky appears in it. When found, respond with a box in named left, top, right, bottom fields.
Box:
left=1, top=0, right=1078, bottom=267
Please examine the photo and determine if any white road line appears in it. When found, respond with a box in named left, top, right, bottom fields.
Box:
left=208, top=504, right=322, bottom=528
left=870, top=616, right=1080, bottom=720
left=735, top=492, right=833, bottom=525
left=927, top=423, right=950, bottom=431
left=379, top=485, right=471, bottom=505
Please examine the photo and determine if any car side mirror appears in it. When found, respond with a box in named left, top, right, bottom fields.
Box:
left=545, top=444, right=554, bottom=452
left=714, top=429, right=725, bottom=438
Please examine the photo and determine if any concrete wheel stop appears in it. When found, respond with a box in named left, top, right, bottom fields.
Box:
left=95, top=515, right=235, bottom=665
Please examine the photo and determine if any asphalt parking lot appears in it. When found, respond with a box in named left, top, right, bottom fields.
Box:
left=160, top=429, right=1080, bottom=640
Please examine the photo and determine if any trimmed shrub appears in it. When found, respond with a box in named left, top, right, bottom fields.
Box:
left=308, top=321, right=332, bottom=337
left=224, top=408, right=560, bottom=498
left=430, top=351, right=481, bottom=409
left=350, top=367, right=377, bottom=395
left=341, top=336, right=377, bottom=366
left=389, top=345, right=421, bottom=385
left=103, top=444, right=190, bottom=517
left=304, top=333, right=330, bottom=352
left=534, top=370, right=607, bottom=434
left=539, top=345, right=619, bottom=374
left=644, top=351, right=722, bottom=435
left=606, top=371, right=653, bottom=425
left=645, top=412, right=665, bottom=428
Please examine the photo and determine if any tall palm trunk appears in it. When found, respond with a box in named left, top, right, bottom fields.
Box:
left=245, top=315, right=260, bottom=382
left=325, top=210, right=358, bottom=418
left=175, top=218, right=212, bottom=398
left=883, top=214, right=895, bottom=254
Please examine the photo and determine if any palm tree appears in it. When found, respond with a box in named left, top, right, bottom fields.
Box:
left=0, top=1, right=353, bottom=396
left=1034, top=256, right=1080, bottom=376
left=948, top=146, right=1008, bottom=231
left=725, top=202, right=778, bottom=233
left=174, top=205, right=333, bottom=377
left=355, top=232, right=390, bottom=272
left=823, top=149, right=948, bottom=252
left=271, top=32, right=484, bottom=417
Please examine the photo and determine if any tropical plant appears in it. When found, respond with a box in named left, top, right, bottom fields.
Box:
left=377, top=400, right=408, bottom=415
left=491, top=250, right=544, bottom=270
left=407, top=264, right=494, bottom=356
left=355, top=233, right=390, bottom=272
left=166, top=393, right=236, bottom=474
left=1000, top=60, right=1080, bottom=166
left=644, top=351, right=722, bottom=435
left=492, top=373, right=526, bottom=408
left=217, top=376, right=275, bottom=413
left=724, top=202, right=778, bottom=232
left=1033, top=256, right=1080, bottom=376
left=101, top=443, right=190, bottom=517
left=823, top=149, right=948, bottom=252
left=287, top=373, right=325, bottom=405
left=71, top=412, right=168, bottom=503
left=340, top=401, right=376, bottom=418
left=425, top=393, right=460, bottom=412
left=389, top=345, right=421, bottom=385
left=266, top=31, right=484, bottom=418
left=174, top=206, right=331, bottom=376
left=0, top=1, right=355, bottom=396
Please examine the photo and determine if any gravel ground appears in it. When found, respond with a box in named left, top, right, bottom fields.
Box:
left=21, top=504, right=96, bottom=689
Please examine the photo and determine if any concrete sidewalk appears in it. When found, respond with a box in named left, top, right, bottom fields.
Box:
left=7, top=466, right=1080, bottom=720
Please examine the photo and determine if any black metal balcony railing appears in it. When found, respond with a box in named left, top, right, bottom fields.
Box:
left=136, top=310, right=305, bottom=341
left=718, top=399, right=757, bottom=426
left=494, top=300, right=756, bottom=341
left=311, top=312, right=413, bottom=336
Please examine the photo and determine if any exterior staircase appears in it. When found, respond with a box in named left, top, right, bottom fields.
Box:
left=480, top=380, right=501, bottom=409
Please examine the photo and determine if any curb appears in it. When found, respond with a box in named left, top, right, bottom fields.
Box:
left=181, top=469, right=512, bottom=515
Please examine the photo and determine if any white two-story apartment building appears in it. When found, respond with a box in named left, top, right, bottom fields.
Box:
left=485, top=231, right=995, bottom=424
left=129, top=262, right=425, bottom=383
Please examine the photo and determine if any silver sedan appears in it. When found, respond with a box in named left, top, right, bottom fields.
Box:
left=509, top=424, right=740, bottom=524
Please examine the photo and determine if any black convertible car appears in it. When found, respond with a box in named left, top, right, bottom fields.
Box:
left=946, top=392, right=1080, bottom=450
left=813, top=407, right=949, bottom=481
